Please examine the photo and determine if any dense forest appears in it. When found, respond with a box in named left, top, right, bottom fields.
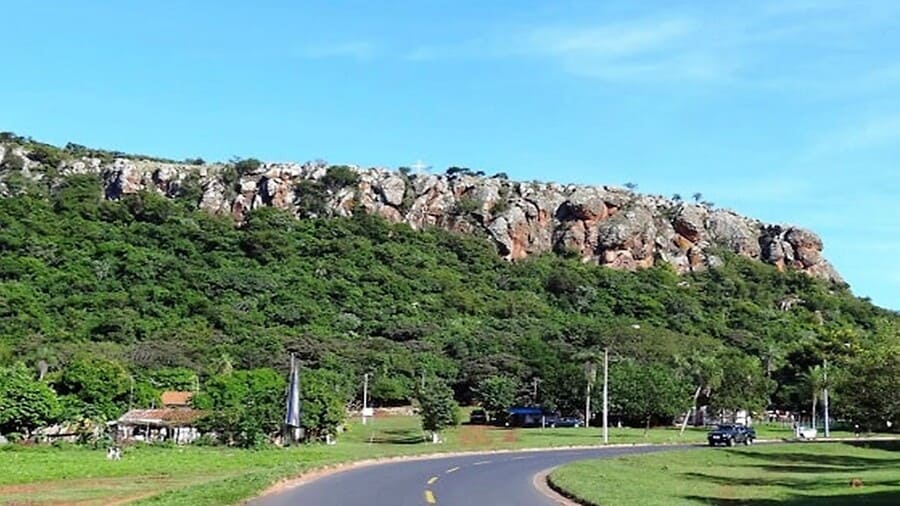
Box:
left=0, top=152, right=898, bottom=443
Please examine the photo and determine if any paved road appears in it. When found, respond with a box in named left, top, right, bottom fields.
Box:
left=252, top=445, right=687, bottom=506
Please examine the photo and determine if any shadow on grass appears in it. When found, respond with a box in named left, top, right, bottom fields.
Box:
left=683, top=490, right=900, bottom=506
left=844, top=440, right=900, bottom=452
left=364, top=429, right=425, bottom=445
left=682, top=472, right=900, bottom=491
left=682, top=443, right=900, bottom=505
left=728, top=449, right=900, bottom=469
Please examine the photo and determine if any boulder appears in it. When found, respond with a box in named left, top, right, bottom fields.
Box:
left=378, top=174, right=407, bottom=207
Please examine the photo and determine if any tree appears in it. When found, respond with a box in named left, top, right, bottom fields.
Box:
left=692, top=192, right=702, bottom=202
left=53, top=357, right=130, bottom=421
left=624, top=182, right=638, bottom=191
left=474, top=375, right=519, bottom=422
left=0, top=363, right=61, bottom=437
left=838, top=347, right=900, bottom=430
left=675, top=352, right=723, bottom=433
left=193, top=368, right=285, bottom=447
left=610, top=361, right=687, bottom=433
left=299, top=369, right=350, bottom=441
left=671, top=193, right=682, bottom=202
left=802, top=364, right=827, bottom=428
left=417, top=379, right=460, bottom=443
left=708, top=352, right=774, bottom=421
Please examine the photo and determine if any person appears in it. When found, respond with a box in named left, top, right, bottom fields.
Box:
left=106, top=446, right=121, bottom=460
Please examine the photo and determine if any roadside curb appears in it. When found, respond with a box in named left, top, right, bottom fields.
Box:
left=535, top=467, right=584, bottom=506
left=534, top=466, right=596, bottom=506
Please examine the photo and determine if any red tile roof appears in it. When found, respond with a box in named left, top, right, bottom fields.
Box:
left=160, top=391, right=193, bottom=407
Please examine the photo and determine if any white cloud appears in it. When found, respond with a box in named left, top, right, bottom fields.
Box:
left=527, top=18, right=694, bottom=58
left=808, top=115, right=900, bottom=157
left=399, top=1, right=900, bottom=90
left=517, top=18, right=742, bottom=83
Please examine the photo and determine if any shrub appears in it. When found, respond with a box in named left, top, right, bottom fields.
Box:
left=233, top=158, right=261, bottom=176
left=321, top=165, right=359, bottom=191
left=453, top=195, right=481, bottom=216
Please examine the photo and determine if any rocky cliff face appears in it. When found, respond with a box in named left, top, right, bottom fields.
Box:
left=0, top=142, right=844, bottom=284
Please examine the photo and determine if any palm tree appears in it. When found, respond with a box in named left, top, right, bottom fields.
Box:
left=672, top=193, right=682, bottom=202
left=803, top=365, right=827, bottom=429
left=624, top=182, right=638, bottom=191
left=575, top=349, right=605, bottom=428
left=676, top=352, right=724, bottom=434
left=692, top=192, right=702, bottom=203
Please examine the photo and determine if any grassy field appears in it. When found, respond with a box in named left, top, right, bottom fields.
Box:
left=0, top=415, right=870, bottom=506
left=550, top=441, right=900, bottom=505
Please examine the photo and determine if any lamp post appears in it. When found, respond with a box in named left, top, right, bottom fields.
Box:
left=584, top=361, right=597, bottom=428
left=823, top=359, right=829, bottom=438
left=362, top=373, right=369, bottom=425
left=602, top=347, right=609, bottom=444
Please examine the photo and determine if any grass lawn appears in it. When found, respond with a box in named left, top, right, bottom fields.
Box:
left=550, top=440, right=900, bottom=505
left=0, top=414, right=873, bottom=506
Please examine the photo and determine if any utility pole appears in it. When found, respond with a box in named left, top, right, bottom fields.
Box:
left=823, top=359, right=830, bottom=438
left=585, top=382, right=591, bottom=429
left=584, top=361, right=596, bottom=428
left=603, top=348, right=609, bottom=444
left=362, top=373, right=369, bottom=425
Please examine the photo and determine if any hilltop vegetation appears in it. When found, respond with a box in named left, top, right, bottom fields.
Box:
left=0, top=148, right=897, bottom=442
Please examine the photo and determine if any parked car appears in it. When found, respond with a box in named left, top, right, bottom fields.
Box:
left=796, top=426, right=817, bottom=439
left=546, top=415, right=583, bottom=428
left=469, top=409, right=488, bottom=425
left=707, top=424, right=756, bottom=447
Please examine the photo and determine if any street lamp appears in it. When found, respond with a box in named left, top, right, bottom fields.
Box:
left=602, top=347, right=609, bottom=444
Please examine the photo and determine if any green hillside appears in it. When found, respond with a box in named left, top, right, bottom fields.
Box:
left=0, top=172, right=897, bottom=437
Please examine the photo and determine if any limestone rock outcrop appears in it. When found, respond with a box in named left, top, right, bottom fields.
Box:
left=0, top=142, right=845, bottom=285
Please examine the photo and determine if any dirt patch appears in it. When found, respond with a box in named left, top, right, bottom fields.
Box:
left=0, top=475, right=205, bottom=506
left=0, top=485, right=39, bottom=495
left=716, top=484, right=736, bottom=500
left=459, top=425, right=490, bottom=447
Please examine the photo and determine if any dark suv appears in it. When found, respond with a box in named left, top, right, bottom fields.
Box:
left=707, top=424, right=756, bottom=447
left=469, top=409, right=488, bottom=425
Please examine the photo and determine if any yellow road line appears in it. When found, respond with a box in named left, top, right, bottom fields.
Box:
left=427, top=476, right=439, bottom=485
left=446, top=466, right=460, bottom=474
left=472, top=460, right=491, bottom=466
left=424, top=490, right=436, bottom=504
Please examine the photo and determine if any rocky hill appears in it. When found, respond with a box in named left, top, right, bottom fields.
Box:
left=0, top=138, right=843, bottom=284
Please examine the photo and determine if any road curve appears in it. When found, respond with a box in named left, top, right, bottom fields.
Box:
left=251, top=445, right=687, bottom=506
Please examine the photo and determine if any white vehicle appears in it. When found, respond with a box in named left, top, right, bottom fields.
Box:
left=796, top=426, right=817, bottom=439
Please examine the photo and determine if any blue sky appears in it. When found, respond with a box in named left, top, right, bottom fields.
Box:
left=2, top=1, right=898, bottom=309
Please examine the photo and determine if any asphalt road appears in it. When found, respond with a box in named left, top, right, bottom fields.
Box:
left=251, top=445, right=685, bottom=506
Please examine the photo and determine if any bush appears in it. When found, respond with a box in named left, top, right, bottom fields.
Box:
left=1, top=150, right=25, bottom=171
left=321, top=165, right=359, bottom=191
left=453, top=196, right=481, bottom=215
left=233, top=158, right=261, bottom=176
left=26, top=143, right=66, bottom=168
